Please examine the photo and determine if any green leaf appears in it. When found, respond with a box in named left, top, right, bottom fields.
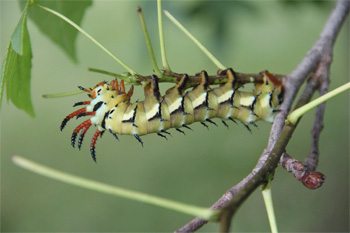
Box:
left=19, top=0, right=93, bottom=62
left=1, top=0, right=34, bottom=117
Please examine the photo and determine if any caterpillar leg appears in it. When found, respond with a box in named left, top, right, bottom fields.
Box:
left=157, top=133, right=168, bottom=140
left=134, top=134, right=143, bottom=147
left=161, top=129, right=172, bottom=136
left=71, top=119, right=92, bottom=148
left=90, top=129, right=102, bottom=162
left=201, top=122, right=209, bottom=130
left=78, top=124, right=92, bottom=150
left=108, top=129, right=119, bottom=141
left=176, top=128, right=186, bottom=135
left=243, top=123, right=252, bottom=133
left=60, top=107, right=87, bottom=131
left=206, top=119, right=218, bottom=127
left=221, top=120, right=229, bottom=129
left=73, top=101, right=91, bottom=107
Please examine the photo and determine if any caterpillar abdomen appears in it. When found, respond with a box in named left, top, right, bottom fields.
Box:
left=61, top=68, right=282, bottom=161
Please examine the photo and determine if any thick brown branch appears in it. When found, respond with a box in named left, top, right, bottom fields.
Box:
left=175, top=1, right=349, bottom=232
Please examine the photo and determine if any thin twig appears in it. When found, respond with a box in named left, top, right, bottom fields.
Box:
left=175, top=1, right=349, bottom=232
left=280, top=153, right=326, bottom=189
left=304, top=52, right=332, bottom=170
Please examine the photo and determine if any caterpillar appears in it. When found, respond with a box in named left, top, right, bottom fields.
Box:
left=60, top=68, right=283, bottom=162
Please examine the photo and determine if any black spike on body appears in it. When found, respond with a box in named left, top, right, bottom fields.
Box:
left=206, top=119, right=218, bottom=127
left=60, top=118, right=69, bottom=131
left=161, top=130, right=172, bottom=136
left=201, top=122, right=209, bottom=130
left=243, top=123, right=252, bottom=134
left=250, top=121, right=259, bottom=129
left=71, top=133, right=78, bottom=148
left=182, top=124, right=193, bottom=131
left=176, top=128, right=186, bottom=135
left=222, top=120, right=229, bottom=129
left=100, top=130, right=105, bottom=138
left=157, top=133, right=168, bottom=140
left=228, top=117, right=238, bottom=124
left=251, top=111, right=259, bottom=118
left=134, top=134, right=143, bottom=147
left=109, top=129, right=119, bottom=141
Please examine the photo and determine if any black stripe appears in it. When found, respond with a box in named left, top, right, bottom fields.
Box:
left=93, top=101, right=104, bottom=112
left=122, top=105, right=138, bottom=124
left=177, top=74, right=189, bottom=95
left=101, top=111, right=110, bottom=129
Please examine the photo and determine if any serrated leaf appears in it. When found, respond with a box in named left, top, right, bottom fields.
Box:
left=1, top=0, right=34, bottom=117
left=19, top=0, right=93, bottom=62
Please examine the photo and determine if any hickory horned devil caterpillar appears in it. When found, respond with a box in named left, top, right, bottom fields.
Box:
left=60, top=68, right=283, bottom=162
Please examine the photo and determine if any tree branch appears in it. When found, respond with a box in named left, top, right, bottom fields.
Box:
left=175, top=1, right=349, bottom=232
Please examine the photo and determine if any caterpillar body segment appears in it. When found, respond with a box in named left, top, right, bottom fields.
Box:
left=61, top=68, right=282, bottom=161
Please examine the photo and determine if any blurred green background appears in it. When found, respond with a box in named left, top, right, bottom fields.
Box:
left=1, top=1, right=349, bottom=232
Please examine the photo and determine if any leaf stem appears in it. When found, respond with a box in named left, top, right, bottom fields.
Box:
left=88, top=67, right=138, bottom=83
left=12, top=155, right=219, bottom=221
left=261, top=176, right=278, bottom=233
left=163, top=10, right=226, bottom=70
left=42, top=89, right=83, bottom=98
left=286, top=82, right=350, bottom=125
left=34, top=3, right=136, bottom=75
left=137, top=7, right=162, bottom=78
left=157, top=0, right=171, bottom=72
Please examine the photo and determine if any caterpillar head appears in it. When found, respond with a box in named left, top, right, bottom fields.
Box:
left=60, top=79, right=134, bottom=161
left=253, top=71, right=283, bottom=122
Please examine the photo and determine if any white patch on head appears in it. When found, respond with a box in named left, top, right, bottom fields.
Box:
left=146, top=103, right=159, bottom=120
left=218, top=90, right=233, bottom=104
left=168, top=97, right=182, bottom=113
left=88, top=94, right=109, bottom=125
left=192, top=93, right=206, bottom=109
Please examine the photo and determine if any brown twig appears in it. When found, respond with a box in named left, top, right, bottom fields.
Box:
left=175, top=1, right=349, bottom=232
left=304, top=54, right=332, bottom=170
left=280, top=153, right=326, bottom=189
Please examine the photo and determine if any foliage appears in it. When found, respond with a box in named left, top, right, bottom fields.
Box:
left=1, top=0, right=92, bottom=116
